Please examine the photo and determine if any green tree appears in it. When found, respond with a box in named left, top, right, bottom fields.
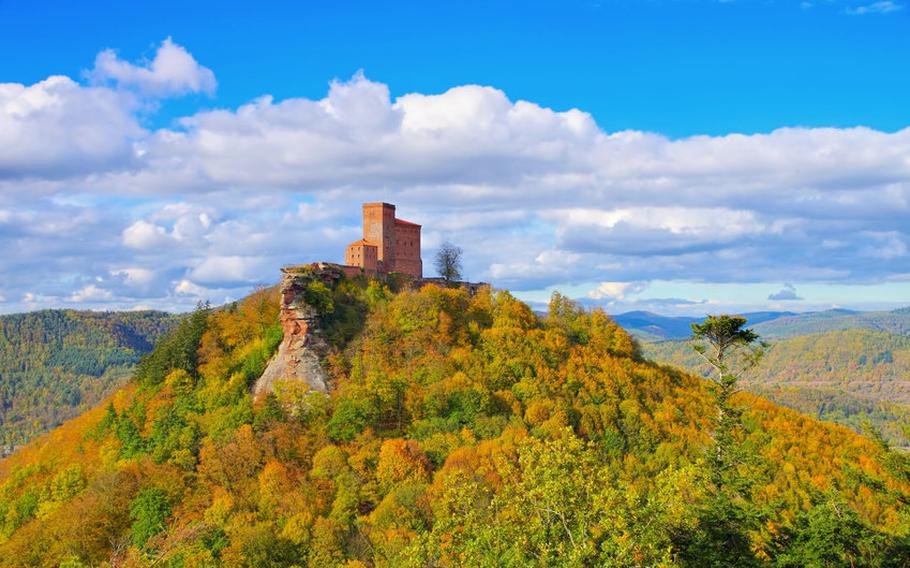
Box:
left=690, top=315, right=766, bottom=467
left=134, top=302, right=210, bottom=387
left=686, top=315, right=767, bottom=566
left=770, top=496, right=901, bottom=568
left=129, top=487, right=171, bottom=548
left=690, top=315, right=765, bottom=400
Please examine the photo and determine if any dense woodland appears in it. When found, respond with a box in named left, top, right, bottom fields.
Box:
left=0, top=279, right=909, bottom=567
left=0, top=310, right=179, bottom=452
left=645, top=329, right=910, bottom=447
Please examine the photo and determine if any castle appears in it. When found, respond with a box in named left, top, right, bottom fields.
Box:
left=344, top=202, right=423, bottom=278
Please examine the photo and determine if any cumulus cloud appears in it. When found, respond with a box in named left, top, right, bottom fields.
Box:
left=1, top=46, right=910, bottom=314
left=588, top=281, right=649, bottom=301
left=111, top=267, right=159, bottom=291
left=0, top=39, right=214, bottom=180
left=189, top=255, right=270, bottom=286
left=0, top=76, right=142, bottom=178
left=122, top=220, right=174, bottom=249
left=89, top=37, right=216, bottom=97
left=68, top=284, right=114, bottom=303
left=768, top=283, right=803, bottom=301
left=174, top=279, right=209, bottom=297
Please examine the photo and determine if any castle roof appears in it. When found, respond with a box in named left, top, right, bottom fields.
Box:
left=394, top=218, right=421, bottom=228
left=348, top=239, right=378, bottom=247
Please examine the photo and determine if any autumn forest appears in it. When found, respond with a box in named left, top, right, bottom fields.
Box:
left=0, top=275, right=908, bottom=567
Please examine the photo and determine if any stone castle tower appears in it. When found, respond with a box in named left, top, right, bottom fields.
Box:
left=344, top=203, right=422, bottom=278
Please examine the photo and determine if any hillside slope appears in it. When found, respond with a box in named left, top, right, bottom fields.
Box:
left=0, top=310, right=179, bottom=453
left=0, top=276, right=908, bottom=567
left=644, top=328, right=910, bottom=446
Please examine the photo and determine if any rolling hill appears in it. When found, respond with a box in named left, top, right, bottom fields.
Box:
left=643, top=328, right=910, bottom=446
left=0, top=310, right=179, bottom=454
left=752, top=308, right=910, bottom=339
left=0, top=274, right=908, bottom=567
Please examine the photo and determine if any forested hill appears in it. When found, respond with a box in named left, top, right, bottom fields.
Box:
left=752, top=307, right=910, bottom=338
left=644, top=328, right=910, bottom=447
left=0, top=309, right=179, bottom=452
left=1, top=280, right=909, bottom=567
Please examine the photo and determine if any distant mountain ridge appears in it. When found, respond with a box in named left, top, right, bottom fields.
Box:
left=752, top=308, right=910, bottom=338
left=612, top=309, right=797, bottom=341
left=613, top=306, right=910, bottom=341
left=608, top=311, right=701, bottom=341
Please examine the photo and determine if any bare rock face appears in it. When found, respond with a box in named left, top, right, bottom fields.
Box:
left=253, top=265, right=343, bottom=398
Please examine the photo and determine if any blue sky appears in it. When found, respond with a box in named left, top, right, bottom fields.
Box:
left=4, top=0, right=909, bottom=136
left=0, top=0, right=909, bottom=315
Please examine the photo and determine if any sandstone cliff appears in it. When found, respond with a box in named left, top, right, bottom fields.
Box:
left=253, top=265, right=343, bottom=397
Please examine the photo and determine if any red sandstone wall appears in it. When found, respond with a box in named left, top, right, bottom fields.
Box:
left=393, top=223, right=422, bottom=277
left=349, top=203, right=422, bottom=278
left=344, top=242, right=378, bottom=271
left=363, top=203, right=396, bottom=265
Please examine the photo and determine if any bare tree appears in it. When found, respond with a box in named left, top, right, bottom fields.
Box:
left=435, top=241, right=463, bottom=282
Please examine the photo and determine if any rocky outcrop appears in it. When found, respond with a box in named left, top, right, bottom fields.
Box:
left=253, top=264, right=345, bottom=398
left=253, top=263, right=489, bottom=399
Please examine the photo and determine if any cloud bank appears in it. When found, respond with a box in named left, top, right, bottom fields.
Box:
left=0, top=40, right=908, bottom=314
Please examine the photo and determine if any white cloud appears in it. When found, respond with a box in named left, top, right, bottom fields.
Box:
left=862, top=231, right=908, bottom=259
left=111, top=267, right=157, bottom=288
left=122, top=220, right=173, bottom=249
left=21, top=292, right=43, bottom=305
left=0, top=76, right=142, bottom=177
left=189, top=255, right=270, bottom=285
left=844, top=1, right=903, bottom=14
left=1, top=48, right=910, bottom=313
left=588, top=281, right=649, bottom=301
left=174, top=279, right=209, bottom=297
left=89, top=37, right=216, bottom=97
left=68, top=284, right=113, bottom=302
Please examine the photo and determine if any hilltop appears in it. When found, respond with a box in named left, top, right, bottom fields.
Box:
left=0, top=272, right=908, bottom=567
left=0, top=310, right=179, bottom=453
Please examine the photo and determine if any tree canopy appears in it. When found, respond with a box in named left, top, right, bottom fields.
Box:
left=0, top=284, right=908, bottom=567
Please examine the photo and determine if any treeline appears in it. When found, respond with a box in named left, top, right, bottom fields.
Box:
left=0, top=310, right=179, bottom=450
left=0, top=284, right=908, bottom=566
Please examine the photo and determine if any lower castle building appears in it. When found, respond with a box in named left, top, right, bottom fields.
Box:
left=344, top=203, right=422, bottom=278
